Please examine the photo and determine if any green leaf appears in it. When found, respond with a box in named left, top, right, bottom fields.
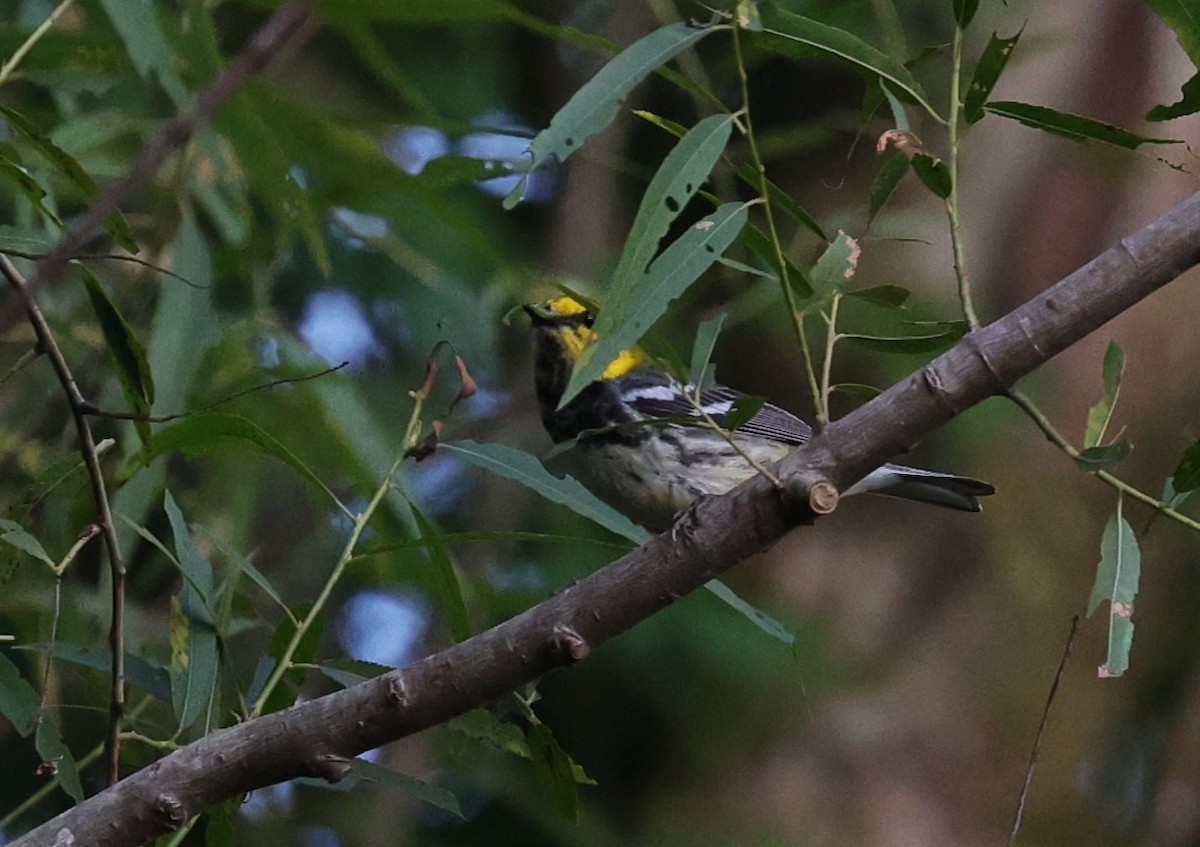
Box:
left=1148, top=71, right=1200, bottom=121
left=526, top=721, right=581, bottom=821
left=725, top=396, right=767, bottom=432
left=869, top=150, right=910, bottom=220
left=98, top=0, right=188, bottom=105
left=910, top=153, right=952, bottom=198
left=609, top=113, right=736, bottom=305
left=562, top=202, right=749, bottom=407
left=79, top=266, right=155, bottom=445
left=443, top=441, right=650, bottom=544
left=25, top=642, right=172, bottom=703
left=0, top=649, right=40, bottom=736
left=1087, top=505, right=1140, bottom=677
left=504, top=21, right=720, bottom=207
left=0, top=104, right=137, bottom=251
left=842, top=323, right=968, bottom=354
left=35, top=714, right=83, bottom=803
left=741, top=223, right=813, bottom=298
left=807, top=231, right=861, bottom=305
left=347, top=758, right=464, bottom=817
left=0, top=150, right=63, bottom=227
left=759, top=6, right=939, bottom=121
left=192, top=524, right=293, bottom=622
left=1146, top=0, right=1200, bottom=64
left=689, top=313, right=727, bottom=389
left=1171, top=439, right=1200, bottom=494
left=132, top=414, right=346, bottom=513
left=963, top=29, right=1023, bottom=123
left=952, top=0, right=980, bottom=29
left=411, top=503, right=472, bottom=643
left=165, top=491, right=219, bottom=732
left=704, top=579, right=795, bottom=645
left=317, top=659, right=393, bottom=689
left=1084, top=342, right=1125, bottom=448
left=983, top=101, right=1180, bottom=149
left=846, top=284, right=911, bottom=307
left=0, top=518, right=55, bottom=568
left=1073, top=443, right=1132, bottom=473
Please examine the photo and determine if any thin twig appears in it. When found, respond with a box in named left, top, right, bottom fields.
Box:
left=945, top=25, right=981, bottom=330
left=1008, top=615, right=1080, bottom=847
left=817, top=293, right=842, bottom=426
left=0, top=247, right=207, bottom=288
left=729, top=23, right=822, bottom=413
left=0, top=345, right=40, bottom=389
left=82, top=362, right=349, bottom=423
left=0, top=254, right=128, bottom=785
left=1009, top=388, right=1200, bottom=533
left=0, top=0, right=75, bottom=88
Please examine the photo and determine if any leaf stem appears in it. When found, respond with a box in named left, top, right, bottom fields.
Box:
left=817, top=293, right=842, bottom=426
left=945, top=25, right=982, bottom=329
left=730, top=22, right=822, bottom=414
left=0, top=0, right=74, bottom=88
left=1009, top=389, right=1200, bottom=533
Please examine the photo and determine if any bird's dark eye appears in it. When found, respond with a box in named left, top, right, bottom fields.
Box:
left=583, top=313, right=595, bottom=328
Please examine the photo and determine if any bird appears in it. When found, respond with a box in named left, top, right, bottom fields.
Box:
left=525, top=295, right=994, bottom=531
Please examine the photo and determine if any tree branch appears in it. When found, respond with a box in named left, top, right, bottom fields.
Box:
left=12, top=192, right=1200, bottom=846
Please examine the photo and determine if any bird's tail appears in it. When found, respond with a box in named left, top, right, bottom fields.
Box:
left=846, top=464, right=995, bottom=512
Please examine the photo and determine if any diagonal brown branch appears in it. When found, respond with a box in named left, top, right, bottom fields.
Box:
left=11, top=193, right=1200, bottom=847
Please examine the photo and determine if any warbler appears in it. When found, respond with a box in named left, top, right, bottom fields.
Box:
left=525, top=296, right=993, bottom=530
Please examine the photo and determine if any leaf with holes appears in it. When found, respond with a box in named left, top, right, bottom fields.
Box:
left=963, top=29, right=1023, bottom=123
left=1087, top=506, right=1140, bottom=677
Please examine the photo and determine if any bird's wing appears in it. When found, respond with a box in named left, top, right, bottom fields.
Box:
left=617, top=377, right=812, bottom=445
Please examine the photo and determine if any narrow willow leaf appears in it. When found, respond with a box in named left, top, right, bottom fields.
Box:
left=963, top=29, right=1023, bottom=123
left=411, top=503, right=472, bottom=643
left=35, top=715, right=83, bottom=802
left=505, top=21, right=720, bottom=207
left=1074, top=443, right=1132, bottom=473
left=689, top=313, right=727, bottom=388
left=759, top=6, right=940, bottom=121
left=0, top=650, right=40, bottom=735
left=807, top=231, right=861, bottom=305
left=910, top=153, right=952, bottom=198
left=526, top=722, right=581, bottom=821
left=842, top=322, right=967, bottom=354
left=562, top=202, right=749, bottom=406
left=165, top=491, right=219, bottom=732
left=952, top=0, right=980, bottom=29
left=869, top=150, right=910, bottom=220
left=193, top=524, right=292, bottom=621
left=1087, top=505, right=1140, bottom=677
left=444, top=441, right=649, bottom=543
left=0, top=518, right=55, bottom=568
left=984, top=101, right=1180, bottom=149
left=704, top=579, right=795, bottom=645
left=609, top=113, right=735, bottom=304
left=0, top=104, right=137, bottom=251
left=846, top=284, right=911, bottom=307
left=317, top=659, right=393, bottom=689
left=725, top=395, right=767, bottom=432
left=1147, top=71, right=1200, bottom=121
left=1084, top=341, right=1125, bottom=448
left=1146, top=0, right=1200, bottom=63
left=1171, top=439, right=1200, bottom=494
left=80, top=266, right=155, bottom=444
left=348, top=758, right=464, bottom=817
left=741, top=223, right=813, bottom=298
left=26, top=642, right=173, bottom=703
left=0, top=151, right=63, bottom=226
left=134, top=413, right=346, bottom=513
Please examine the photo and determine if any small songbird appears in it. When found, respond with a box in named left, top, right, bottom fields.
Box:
left=525, top=295, right=994, bottom=530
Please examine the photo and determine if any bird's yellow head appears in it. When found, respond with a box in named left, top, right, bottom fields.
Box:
left=523, top=296, right=648, bottom=380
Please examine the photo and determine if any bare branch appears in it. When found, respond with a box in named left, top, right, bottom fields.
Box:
left=12, top=192, right=1200, bottom=847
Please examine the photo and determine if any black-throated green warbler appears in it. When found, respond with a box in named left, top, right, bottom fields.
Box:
left=525, top=296, right=993, bottom=530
